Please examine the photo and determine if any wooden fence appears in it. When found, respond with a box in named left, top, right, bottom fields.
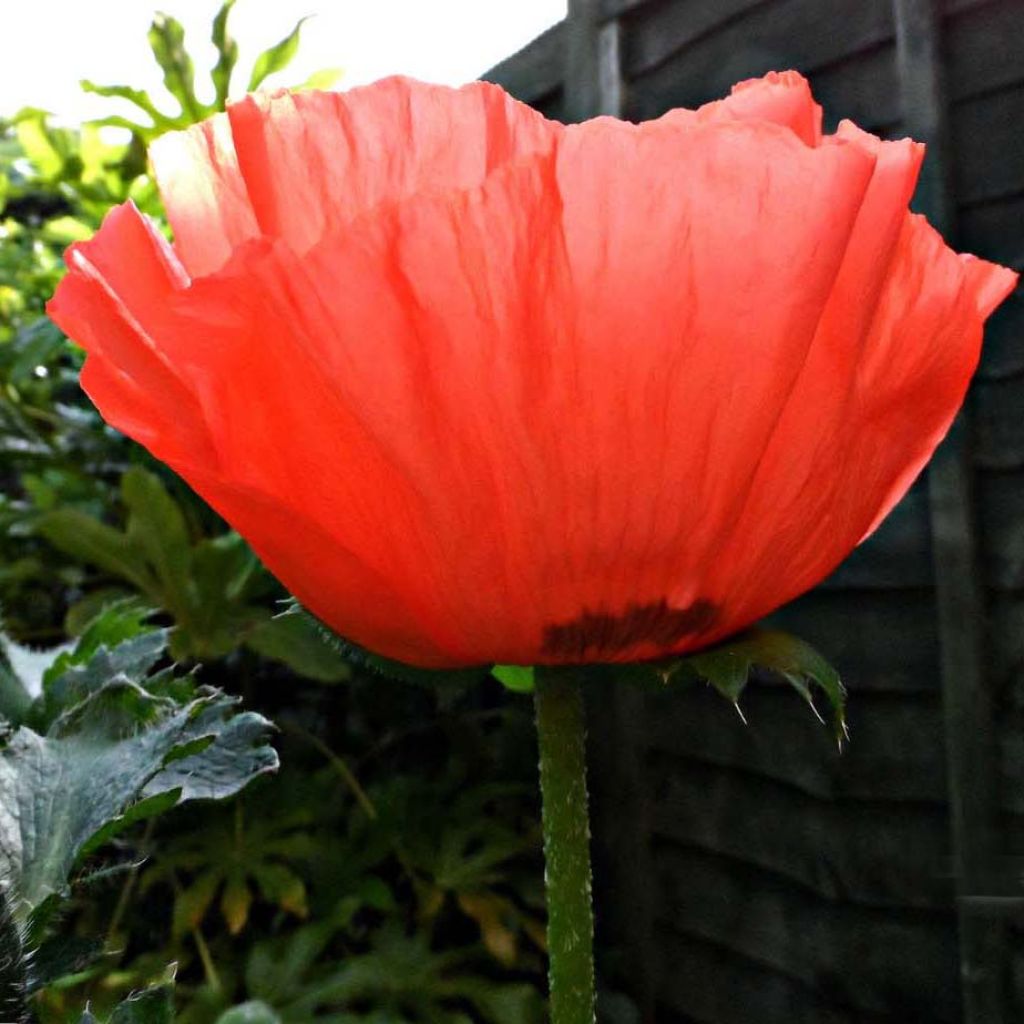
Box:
left=484, top=2, right=1024, bottom=1021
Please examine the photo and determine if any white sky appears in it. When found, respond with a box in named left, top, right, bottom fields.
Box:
left=1, top=0, right=565, bottom=125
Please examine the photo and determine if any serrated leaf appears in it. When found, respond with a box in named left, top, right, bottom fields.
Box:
left=672, top=628, right=847, bottom=746
left=29, top=934, right=106, bottom=991
left=0, top=632, right=68, bottom=716
left=108, top=983, right=175, bottom=1024
left=246, top=612, right=351, bottom=682
left=247, top=18, right=309, bottom=91
left=0, top=633, right=277, bottom=919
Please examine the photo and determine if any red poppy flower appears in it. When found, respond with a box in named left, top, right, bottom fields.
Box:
left=47, top=72, right=1016, bottom=668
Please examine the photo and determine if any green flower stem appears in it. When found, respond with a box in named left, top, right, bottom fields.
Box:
left=534, top=667, right=596, bottom=1024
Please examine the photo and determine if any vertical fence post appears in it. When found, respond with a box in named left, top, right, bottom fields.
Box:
left=563, top=6, right=657, bottom=1020
left=564, top=0, right=623, bottom=121
left=893, top=2, right=1006, bottom=1020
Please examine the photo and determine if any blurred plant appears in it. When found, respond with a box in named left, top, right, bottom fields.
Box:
left=0, top=603, right=277, bottom=1023
left=83, top=3, right=341, bottom=143
left=35, top=465, right=350, bottom=677
left=1, top=6, right=550, bottom=1023
left=1, top=1, right=341, bottom=641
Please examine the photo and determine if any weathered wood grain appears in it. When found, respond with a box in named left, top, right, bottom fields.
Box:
left=648, top=759, right=952, bottom=906
left=481, top=21, right=563, bottom=103
left=654, top=849, right=959, bottom=1021
left=653, top=924, right=900, bottom=1024
left=818, top=480, right=933, bottom=590
left=978, top=469, right=1024, bottom=589
left=767, top=587, right=940, bottom=690
left=624, top=0, right=893, bottom=121
left=975, top=375, right=1024, bottom=469
left=951, top=84, right=1024, bottom=206
left=812, top=43, right=902, bottom=131
left=644, top=684, right=948, bottom=802
left=946, top=0, right=1024, bottom=102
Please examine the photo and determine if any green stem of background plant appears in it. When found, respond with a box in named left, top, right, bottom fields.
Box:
left=534, top=667, right=596, bottom=1024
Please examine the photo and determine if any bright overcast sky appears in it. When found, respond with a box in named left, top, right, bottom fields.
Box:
left=2, top=0, right=565, bottom=124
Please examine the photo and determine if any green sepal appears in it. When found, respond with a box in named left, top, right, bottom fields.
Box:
left=491, top=665, right=535, bottom=694
left=276, top=601, right=484, bottom=689
left=659, top=629, right=847, bottom=748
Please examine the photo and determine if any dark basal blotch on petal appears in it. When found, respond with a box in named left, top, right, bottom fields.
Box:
left=541, top=598, right=718, bottom=661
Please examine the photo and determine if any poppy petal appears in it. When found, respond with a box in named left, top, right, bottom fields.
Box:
left=49, top=74, right=1019, bottom=667
left=149, top=112, right=261, bottom=278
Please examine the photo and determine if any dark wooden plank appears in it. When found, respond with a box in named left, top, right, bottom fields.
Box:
left=988, top=593, right=1024, bottom=684
left=599, top=0, right=656, bottom=17
left=533, top=88, right=566, bottom=122
left=976, top=292, right=1024, bottom=382
left=623, top=0, right=893, bottom=120
left=896, top=1, right=1009, bottom=1018
left=811, top=42, right=902, bottom=132
left=975, top=374, right=1024, bottom=469
left=644, top=684, right=948, bottom=802
left=951, top=85, right=1024, bottom=206
left=978, top=468, right=1024, bottom=589
left=561, top=0, right=624, bottom=123
left=654, top=925, right=875, bottom=1024
left=959, top=194, right=1024, bottom=270
left=945, top=0, right=1015, bottom=16
left=649, top=759, right=952, bottom=907
left=588, top=684, right=657, bottom=1019
left=481, top=21, right=564, bottom=103
left=946, top=0, right=1024, bottom=103
left=654, top=847, right=960, bottom=1021
left=621, top=0, right=769, bottom=76
left=958, top=194, right=1024, bottom=380
left=817, top=479, right=933, bottom=589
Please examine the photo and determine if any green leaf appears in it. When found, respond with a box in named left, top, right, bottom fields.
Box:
left=148, top=13, right=202, bottom=119
left=173, top=869, right=220, bottom=938
left=211, top=0, right=240, bottom=108
left=121, top=467, right=193, bottom=618
left=64, top=587, right=138, bottom=637
left=247, top=18, right=310, bottom=91
left=0, top=632, right=68, bottom=721
left=215, top=1002, right=282, bottom=1024
left=491, top=665, right=534, bottom=694
left=281, top=603, right=483, bottom=689
left=0, top=631, right=277, bottom=918
left=79, top=81, right=170, bottom=129
left=296, top=68, right=343, bottom=92
left=670, top=628, right=847, bottom=746
left=246, top=612, right=351, bottom=682
left=107, top=983, right=175, bottom=1024
left=37, top=508, right=155, bottom=594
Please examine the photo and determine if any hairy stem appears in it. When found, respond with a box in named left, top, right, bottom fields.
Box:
left=534, top=668, right=595, bottom=1024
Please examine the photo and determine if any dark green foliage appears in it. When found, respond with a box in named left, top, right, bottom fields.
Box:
left=2, top=8, right=549, bottom=1023
left=0, top=888, right=31, bottom=1024
left=0, top=613, right=277, bottom=919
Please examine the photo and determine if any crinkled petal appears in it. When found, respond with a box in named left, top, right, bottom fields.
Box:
left=49, top=73, right=1019, bottom=668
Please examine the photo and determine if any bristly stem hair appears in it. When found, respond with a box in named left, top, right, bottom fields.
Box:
left=534, top=667, right=596, bottom=1024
